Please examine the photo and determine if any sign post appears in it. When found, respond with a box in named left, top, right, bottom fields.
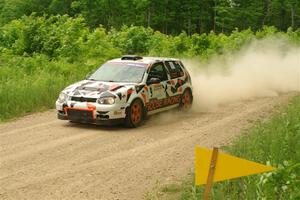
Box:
left=203, top=147, right=218, bottom=200
left=195, top=146, right=275, bottom=200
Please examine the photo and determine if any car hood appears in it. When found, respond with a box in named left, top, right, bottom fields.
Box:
left=62, top=80, right=136, bottom=98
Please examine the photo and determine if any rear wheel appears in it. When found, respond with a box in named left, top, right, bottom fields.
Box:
left=125, top=99, right=144, bottom=128
left=179, top=89, right=192, bottom=111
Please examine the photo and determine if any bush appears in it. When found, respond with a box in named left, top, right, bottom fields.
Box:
left=108, top=25, right=154, bottom=55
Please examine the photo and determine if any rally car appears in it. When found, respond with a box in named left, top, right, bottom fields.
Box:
left=56, top=55, right=193, bottom=127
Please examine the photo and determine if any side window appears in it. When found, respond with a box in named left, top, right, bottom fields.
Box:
left=165, top=61, right=184, bottom=79
left=148, top=62, right=168, bottom=81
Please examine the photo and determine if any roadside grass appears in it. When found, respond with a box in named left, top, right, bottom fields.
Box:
left=156, top=95, right=300, bottom=200
left=0, top=55, right=93, bottom=122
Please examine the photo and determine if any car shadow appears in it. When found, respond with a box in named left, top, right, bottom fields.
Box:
left=62, top=121, right=127, bottom=132
left=60, top=109, right=205, bottom=131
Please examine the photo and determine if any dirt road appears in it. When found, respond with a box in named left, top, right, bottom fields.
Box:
left=0, top=93, right=295, bottom=200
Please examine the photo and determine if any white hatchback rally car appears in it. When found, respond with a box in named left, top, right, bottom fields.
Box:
left=56, top=56, right=193, bottom=127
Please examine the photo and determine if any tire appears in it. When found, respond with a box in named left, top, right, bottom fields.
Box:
left=125, top=99, right=144, bottom=128
left=179, top=89, right=193, bottom=111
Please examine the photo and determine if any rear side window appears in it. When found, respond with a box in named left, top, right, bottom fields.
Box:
left=164, top=61, right=184, bottom=79
left=148, top=62, right=168, bottom=81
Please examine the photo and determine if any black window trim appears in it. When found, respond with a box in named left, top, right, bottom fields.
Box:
left=164, top=60, right=184, bottom=79
left=147, top=61, right=169, bottom=82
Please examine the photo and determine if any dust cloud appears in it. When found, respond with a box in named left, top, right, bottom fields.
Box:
left=184, top=39, right=300, bottom=111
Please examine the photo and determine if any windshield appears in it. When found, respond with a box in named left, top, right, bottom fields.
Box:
left=88, top=62, right=147, bottom=83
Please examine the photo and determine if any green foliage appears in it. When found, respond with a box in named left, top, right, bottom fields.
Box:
left=109, top=26, right=154, bottom=55
left=0, top=15, right=120, bottom=62
left=161, top=96, right=300, bottom=200
left=147, top=31, right=173, bottom=56
left=1, top=0, right=300, bottom=34
left=0, top=15, right=300, bottom=122
left=0, top=15, right=85, bottom=58
left=0, top=54, right=83, bottom=120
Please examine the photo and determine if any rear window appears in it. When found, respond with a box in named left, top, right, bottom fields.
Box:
left=164, top=61, right=184, bottom=79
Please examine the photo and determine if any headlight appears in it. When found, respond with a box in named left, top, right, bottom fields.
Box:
left=58, top=92, right=69, bottom=103
left=98, top=96, right=115, bottom=105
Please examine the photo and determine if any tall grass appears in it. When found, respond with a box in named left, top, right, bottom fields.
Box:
left=160, top=96, right=300, bottom=200
left=0, top=55, right=91, bottom=121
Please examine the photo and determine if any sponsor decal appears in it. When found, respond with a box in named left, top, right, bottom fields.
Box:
left=146, top=95, right=181, bottom=111
left=126, top=63, right=145, bottom=68
left=153, top=84, right=162, bottom=91
left=114, top=111, right=123, bottom=115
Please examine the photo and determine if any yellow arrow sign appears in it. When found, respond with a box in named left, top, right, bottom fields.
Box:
left=195, top=147, right=275, bottom=185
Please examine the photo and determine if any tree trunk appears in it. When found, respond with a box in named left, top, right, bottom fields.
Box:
left=291, top=6, right=295, bottom=28
left=164, top=2, right=168, bottom=34
left=213, top=0, right=217, bottom=32
left=262, top=0, right=271, bottom=27
left=198, top=17, right=201, bottom=34
left=222, top=19, right=224, bottom=33
left=188, top=16, right=191, bottom=36
left=147, top=7, right=151, bottom=27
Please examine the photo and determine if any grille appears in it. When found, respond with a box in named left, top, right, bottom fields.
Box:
left=67, top=109, right=94, bottom=123
left=71, top=96, right=97, bottom=102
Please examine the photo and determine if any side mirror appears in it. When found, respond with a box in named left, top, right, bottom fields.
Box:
left=147, top=77, right=161, bottom=85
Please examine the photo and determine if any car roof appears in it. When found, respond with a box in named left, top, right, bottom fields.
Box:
left=107, top=56, right=180, bottom=65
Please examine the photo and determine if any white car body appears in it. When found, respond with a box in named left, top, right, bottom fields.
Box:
left=56, top=56, right=193, bottom=126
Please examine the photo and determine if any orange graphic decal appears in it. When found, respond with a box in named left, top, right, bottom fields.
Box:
left=87, top=103, right=96, bottom=110
left=141, top=93, right=147, bottom=103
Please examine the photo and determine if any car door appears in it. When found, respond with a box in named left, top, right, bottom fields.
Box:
left=164, top=60, right=186, bottom=97
left=146, top=62, right=169, bottom=112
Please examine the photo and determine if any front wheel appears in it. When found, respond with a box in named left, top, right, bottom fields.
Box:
left=125, top=99, right=144, bottom=128
left=179, top=89, right=193, bottom=111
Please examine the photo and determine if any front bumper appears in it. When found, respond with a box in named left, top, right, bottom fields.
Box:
left=56, top=100, right=127, bottom=125
left=57, top=112, right=124, bottom=125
